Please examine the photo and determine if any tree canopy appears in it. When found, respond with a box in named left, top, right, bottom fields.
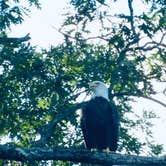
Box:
left=0, top=0, right=166, bottom=165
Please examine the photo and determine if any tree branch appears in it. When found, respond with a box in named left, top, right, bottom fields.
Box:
left=128, top=0, right=136, bottom=35
left=130, top=33, right=166, bottom=52
left=142, top=96, right=166, bottom=108
left=0, top=33, right=31, bottom=44
left=0, top=145, right=166, bottom=165
left=114, top=91, right=166, bottom=108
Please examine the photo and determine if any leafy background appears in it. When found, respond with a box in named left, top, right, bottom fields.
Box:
left=0, top=0, right=166, bottom=165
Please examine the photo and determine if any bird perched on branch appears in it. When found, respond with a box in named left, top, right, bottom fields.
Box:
left=81, top=81, right=119, bottom=152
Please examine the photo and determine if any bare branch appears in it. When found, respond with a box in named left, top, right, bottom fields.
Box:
left=134, top=42, right=166, bottom=52
left=132, top=33, right=166, bottom=51
left=56, top=26, right=110, bottom=42
left=142, top=96, right=166, bottom=108
left=114, top=91, right=166, bottom=108
left=0, top=145, right=166, bottom=165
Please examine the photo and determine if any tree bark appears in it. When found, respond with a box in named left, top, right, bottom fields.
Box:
left=0, top=33, right=30, bottom=44
left=0, top=145, right=166, bottom=165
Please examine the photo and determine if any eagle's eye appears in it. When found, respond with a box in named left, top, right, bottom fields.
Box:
left=95, top=82, right=100, bottom=85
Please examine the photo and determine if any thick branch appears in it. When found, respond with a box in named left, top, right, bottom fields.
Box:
left=0, top=145, right=166, bottom=165
left=0, top=33, right=31, bottom=44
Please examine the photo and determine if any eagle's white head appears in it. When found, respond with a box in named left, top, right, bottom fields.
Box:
left=89, top=81, right=109, bottom=101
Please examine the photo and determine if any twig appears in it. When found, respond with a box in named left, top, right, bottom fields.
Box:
left=134, top=32, right=166, bottom=51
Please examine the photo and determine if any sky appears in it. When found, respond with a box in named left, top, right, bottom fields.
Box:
left=10, top=0, right=150, bottom=48
left=8, top=0, right=166, bottom=153
left=10, top=0, right=69, bottom=48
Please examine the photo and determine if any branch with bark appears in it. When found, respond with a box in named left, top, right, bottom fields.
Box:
left=0, top=145, right=166, bottom=166
left=0, top=33, right=31, bottom=44
left=128, top=0, right=136, bottom=35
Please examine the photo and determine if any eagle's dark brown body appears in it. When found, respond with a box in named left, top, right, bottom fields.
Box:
left=81, top=96, right=119, bottom=151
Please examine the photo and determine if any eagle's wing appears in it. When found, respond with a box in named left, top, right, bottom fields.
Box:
left=108, top=101, right=119, bottom=151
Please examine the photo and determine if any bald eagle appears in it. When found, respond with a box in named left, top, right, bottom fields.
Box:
left=81, top=81, right=119, bottom=152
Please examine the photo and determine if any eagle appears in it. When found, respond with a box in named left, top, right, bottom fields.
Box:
left=81, top=81, right=119, bottom=152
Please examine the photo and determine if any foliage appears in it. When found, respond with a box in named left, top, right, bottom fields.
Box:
left=61, top=0, right=166, bottom=154
left=0, top=0, right=166, bottom=165
left=0, top=0, right=40, bottom=31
